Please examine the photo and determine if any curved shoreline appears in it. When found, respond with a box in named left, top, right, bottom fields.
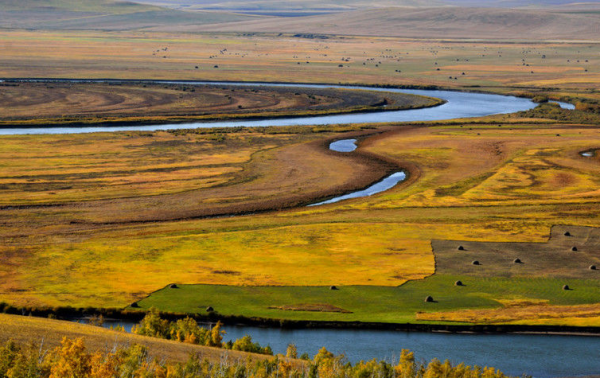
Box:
left=9, top=304, right=600, bottom=336
left=0, top=78, right=535, bottom=135
left=0, top=78, right=444, bottom=129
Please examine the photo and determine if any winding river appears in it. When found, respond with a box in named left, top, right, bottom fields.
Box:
left=10, top=81, right=596, bottom=377
left=0, top=80, right=536, bottom=135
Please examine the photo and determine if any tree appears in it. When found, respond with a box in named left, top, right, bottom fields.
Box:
left=286, top=344, right=298, bottom=359
left=208, top=321, right=225, bottom=347
left=48, top=338, right=92, bottom=378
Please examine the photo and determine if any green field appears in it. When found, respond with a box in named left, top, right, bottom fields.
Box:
left=134, top=275, right=600, bottom=324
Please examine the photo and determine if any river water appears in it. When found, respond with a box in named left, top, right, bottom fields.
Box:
left=94, top=319, right=600, bottom=378
left=0, top=81, right=536, bottom=135
left=10, top=80, right=596, bottom=376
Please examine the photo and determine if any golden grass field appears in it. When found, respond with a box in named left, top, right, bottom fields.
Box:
left=1, top=29, right=600, bottom=325
left=4, top=120, right=600, bottom=314
left=0, top=313, right=278, bottom=364
left=0, top=30, right=598, bottom=97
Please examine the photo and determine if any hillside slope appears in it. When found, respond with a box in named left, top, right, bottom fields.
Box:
left=187, top=7, right=600, bottom=40
left=0, top=313, right=277, bottom=364
left=0, top=0, right=261, bottom=30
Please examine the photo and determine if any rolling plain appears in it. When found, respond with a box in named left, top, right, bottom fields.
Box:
left=1, top=4, right=600, bottom=332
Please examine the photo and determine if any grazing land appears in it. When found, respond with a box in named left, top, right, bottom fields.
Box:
left=0, top=82, right=436, bottom=126
left=1, top=7, right=600, bottom=328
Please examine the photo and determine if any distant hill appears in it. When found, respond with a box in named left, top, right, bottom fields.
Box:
left=129, top=0, right=600, bottom=13
left=0, top=0, right=261, bottom=30
left=188, top=6, right=600, bottom=40
left=124, top=0, right=445, bottom=15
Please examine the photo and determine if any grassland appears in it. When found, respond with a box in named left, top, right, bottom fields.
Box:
left=0, top=82, right=436, bottom=127
left=1, top=28, right=600, bottom=327
left=1, top=31, right=598, bottom=97
left=0, top=313, right=278, bottom=364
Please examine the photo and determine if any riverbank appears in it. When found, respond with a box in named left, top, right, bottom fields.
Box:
left=0, top=79, right=443, bottom=128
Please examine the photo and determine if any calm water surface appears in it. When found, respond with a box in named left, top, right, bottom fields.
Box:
left=550, top=100, right=576, bottom=110
left=308, top=171, right=406, bottom=206
left=0, top=81, right=536, bottom=135
left=96, top=319, right=600, bottom=378
left=329, top=139, right=358, bottom=152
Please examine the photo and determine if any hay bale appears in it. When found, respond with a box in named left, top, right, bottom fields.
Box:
left=472, top=260, right=480, bottom=265
left=169, top=284, right=178, bottom=289
left=571, top=246, right=578, bottom=252
left=330, top=286, right=338, bottom=290
left=457, top=245, right=465, bottom=251
left=130, top=302, right=139, bottom=308
left=590, top=265, right=597, bottom=271
left=564, top=231, right=571, bottom=236
left=206, top=306, right=214, bottom=312
left=563, top=285, right=571, bottom=291
left=454, top=280, right=464, bottom=286
left=513, top=258, right=522, bottom=264
left=424, top=296, right=434, bottom=303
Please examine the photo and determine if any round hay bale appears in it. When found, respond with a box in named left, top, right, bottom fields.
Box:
left=472, top=260, right=480, bottom=265
left=513, top=258, right=522, bottom=264
left=590, top=265, right=597, bottom=271
left=130, top=302, right=139, bottom=308
left=457, top=245, right=465, bottom=251
left=564, top=231, right=571, bottom=236
left=206, top=306, right=214, bottom=312
left=169, top=284, right=178, bottom=289
left=571, top=246, right=578, bottom=252
left=563, top=285, right=570, bottom=291
left=455, top=280, right=464, bottom=286
left=330, top=286, right=339, bottom=290
left=424, top=296, right=434, bottom=303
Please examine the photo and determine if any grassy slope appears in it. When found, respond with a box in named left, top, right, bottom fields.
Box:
left=189, top=7, right=600, bottom=40
left=0, top=313, right=277, bottom=364
left=0, top=0, right=259, bottom=30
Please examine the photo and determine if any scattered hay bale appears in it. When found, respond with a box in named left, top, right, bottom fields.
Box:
left=169, top=284, right=178, bottom=289
left=590, top=265, right=597, bottom=271
left=130, top=302, right=139, bottom=308
left=424, top=296, right=434, bottom=303
left=513, top=258, right=522, bottom=264
left=571, top=246, right=578, bottom=252
left=564, top=231, right=571, bottom=236
left=457, top=245, right=465, bottom=251
left=455, top=280, right=464, bottom=286
left=472, top=260, right=480, bottom=265
left=206, top=306, right=214, bottom=312
left=330, top=286, right=338, bottom=290
left=563, top=285, right=571, bottom=291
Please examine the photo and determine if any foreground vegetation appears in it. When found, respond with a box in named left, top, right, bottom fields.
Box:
left=0, top=337, right=516, bottom=378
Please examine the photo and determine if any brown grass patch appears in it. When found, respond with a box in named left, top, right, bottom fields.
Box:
left=268, top=304, right=353, bottom=313
left=416, top=301, right=600, bottom=324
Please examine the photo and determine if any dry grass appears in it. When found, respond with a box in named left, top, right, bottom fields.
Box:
left=0, top=31, right=598, bottom=96
left=187, top=7, right=600, bottom=41
left=0, top=82, right=430, bottom=126
left=0, top=313, right=277, bottom=364
left=416, top=301, right=600, bottom=325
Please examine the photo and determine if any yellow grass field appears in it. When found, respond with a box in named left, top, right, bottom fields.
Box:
left=0, top=313, right=278, bottom=364
left=0, top=30, right=598, bottom=97
left=1, top=28, right=600, bottom=326
left=5, top=121, right=600, bottom=310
